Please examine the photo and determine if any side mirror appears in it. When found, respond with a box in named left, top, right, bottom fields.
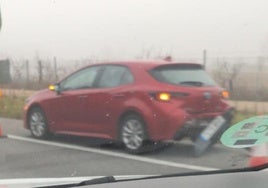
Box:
left=49, top=84, right=61, bottom=94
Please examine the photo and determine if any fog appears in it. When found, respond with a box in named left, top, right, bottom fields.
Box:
left=0, top=0, right=268, bottom=61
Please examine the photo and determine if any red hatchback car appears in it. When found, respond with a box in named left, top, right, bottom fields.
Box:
left=23, top=60, right=233, bottom=153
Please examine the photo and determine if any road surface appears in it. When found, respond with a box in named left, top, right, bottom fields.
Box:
left=0, top=117, right=249, bottom=179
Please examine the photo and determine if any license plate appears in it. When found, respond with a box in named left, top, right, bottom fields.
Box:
left=200, top=116, right=226, bottom=141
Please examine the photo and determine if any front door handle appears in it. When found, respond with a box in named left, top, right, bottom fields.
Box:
left=112, top=94, right=125, bottom=99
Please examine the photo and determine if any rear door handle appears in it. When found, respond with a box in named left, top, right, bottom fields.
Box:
left=78, top=95, right=88, bottom=99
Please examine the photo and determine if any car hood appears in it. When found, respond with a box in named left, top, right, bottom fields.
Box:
left=26, top=89, right=53, bottom=102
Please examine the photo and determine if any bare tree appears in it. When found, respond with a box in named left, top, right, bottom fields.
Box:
left=255, top=56, right=267, bottom=100
left=37, top=60, right=43, bottom=84
left=213, top=58, right=244, bottom=91
left=136, top=46, right=173, bottom=60
left=10, top=58, right=25, bottom=87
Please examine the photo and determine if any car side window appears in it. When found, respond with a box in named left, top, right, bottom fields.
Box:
left=60, top=66, right=100, bottom=91
left=120, top=69, right=134, bottom=85
left=97, top=65, right=134, bottom=88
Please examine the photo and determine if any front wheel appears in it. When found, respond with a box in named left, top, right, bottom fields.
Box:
left=119, top=114, right=148, bottom=154
left=28, top=107, right=49, bottom=139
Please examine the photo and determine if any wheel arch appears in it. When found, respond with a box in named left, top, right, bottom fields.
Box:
left=117, top=109, right=149, bottom=140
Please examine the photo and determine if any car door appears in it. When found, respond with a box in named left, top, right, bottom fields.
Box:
left=52, top=65, right=102, bottom=133
left=83, top=65, right=134, bottom=137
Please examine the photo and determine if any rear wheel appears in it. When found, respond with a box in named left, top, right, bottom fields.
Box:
left=28, top=107, right=49, bottom=139
left=119, top=114, right=147, bottom=154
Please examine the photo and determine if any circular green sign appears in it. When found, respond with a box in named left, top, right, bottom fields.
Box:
left=220, top=116, right=268, bottom=148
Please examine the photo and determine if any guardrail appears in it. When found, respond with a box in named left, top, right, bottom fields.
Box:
left=229, top=101, right=268, bottom=114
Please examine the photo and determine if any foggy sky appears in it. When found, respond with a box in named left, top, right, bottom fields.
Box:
left=0, top=0, right=268, bottom=61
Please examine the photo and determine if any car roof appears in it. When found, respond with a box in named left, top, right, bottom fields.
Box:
left=87, top=60, right=202, bottom=70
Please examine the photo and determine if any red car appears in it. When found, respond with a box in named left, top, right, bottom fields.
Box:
left=23, top=60, right=233, bottom=153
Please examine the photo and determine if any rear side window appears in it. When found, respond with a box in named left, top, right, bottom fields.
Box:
left=97, top=65, right=134, bottom=88
left=150, top=64, right=216, bottom=87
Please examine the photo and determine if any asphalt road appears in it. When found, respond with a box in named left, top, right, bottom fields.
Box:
left=0, top=117, right=249, bottom=179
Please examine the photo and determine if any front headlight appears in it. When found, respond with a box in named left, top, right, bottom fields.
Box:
left=23, top=98, right=31, bottom=111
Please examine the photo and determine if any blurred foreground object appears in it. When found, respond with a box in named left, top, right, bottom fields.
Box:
left=248, top=144, right=268, bottom=167
left=0, top=5, right=2, bottom=30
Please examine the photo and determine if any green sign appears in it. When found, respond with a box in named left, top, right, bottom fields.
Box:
left=0, top=59, right=12, bottom=84
left=221, top=116, right=268, bottom=148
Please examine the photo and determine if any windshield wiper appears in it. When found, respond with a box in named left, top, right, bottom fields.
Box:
left=36, top=176, right=117, bottom=188
left=72, top=164, right=268, bottom=187
left=76, top=176, right=116, bottom=186
left=179, top=81, right=204, bottom=86
left=35, top=164, right=268, bottom=188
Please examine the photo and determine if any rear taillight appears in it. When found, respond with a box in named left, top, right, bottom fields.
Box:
left=221, top=90, right=229, bottom=99
left=150, top=92, right=189, bottom=102
left=156, top=92, right=171, bottom=102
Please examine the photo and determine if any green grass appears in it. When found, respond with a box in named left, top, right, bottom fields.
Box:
left=232, top=111, right=257, bottom=125
left=0, top=96, right=26, bottom=119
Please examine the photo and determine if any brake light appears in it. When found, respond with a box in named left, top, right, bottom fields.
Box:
left=221, top=90, right=229, bottom=99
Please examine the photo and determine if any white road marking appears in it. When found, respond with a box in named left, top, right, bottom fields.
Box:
left=7, top=134, right=219, bottom=171
left=0, top=175, right=156, bottom=185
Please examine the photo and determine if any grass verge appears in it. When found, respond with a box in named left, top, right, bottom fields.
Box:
left=0, top=96, right=259, bottom=123
left=232, top=110, right=257, bottom=125
left=0, top=96, right=26, bottom=119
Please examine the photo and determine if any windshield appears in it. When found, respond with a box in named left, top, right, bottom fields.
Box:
left=1, top=0, right=268, bottom=184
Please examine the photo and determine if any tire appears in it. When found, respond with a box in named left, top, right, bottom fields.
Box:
left=28, top=107, right=49, bottom=139
left=119, top=114, right=148, bottom=154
